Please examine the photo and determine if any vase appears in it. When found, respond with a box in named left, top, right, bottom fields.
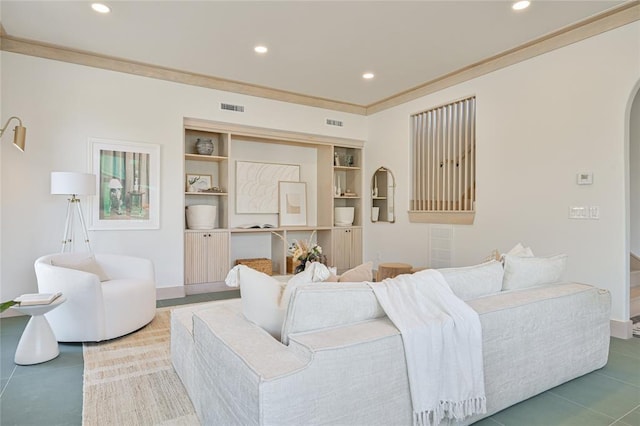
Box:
left=186, top=205, right=217, bottom=230
left=294, top=262, right=305, bottom=274
left=195, top=138, right=214, bottom=155
left=372, top=206, right=380, bottom=222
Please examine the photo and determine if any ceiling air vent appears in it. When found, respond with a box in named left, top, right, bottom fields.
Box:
left=326, top=118, right=344, bottom=127
left=220, top=103, right=245, bottom=112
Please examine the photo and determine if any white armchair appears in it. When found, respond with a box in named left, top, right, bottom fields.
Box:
left=34, top=253, right=156, bottom=342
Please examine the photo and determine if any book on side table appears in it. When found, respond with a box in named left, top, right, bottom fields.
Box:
left=14, top=292, right=62, bottom=306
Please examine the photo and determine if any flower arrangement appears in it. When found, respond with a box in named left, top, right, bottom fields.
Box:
left=289, top=231, right=325, bottom=273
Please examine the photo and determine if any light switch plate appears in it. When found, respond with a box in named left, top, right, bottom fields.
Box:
left=569, top=206, right=588, bottom=219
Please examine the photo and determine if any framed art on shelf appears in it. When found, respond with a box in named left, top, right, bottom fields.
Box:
left=89, top=138, right=160, bottom=230
left=278, top=181, right=307, bottom=227
left=186, top=174, right=212, bottom=192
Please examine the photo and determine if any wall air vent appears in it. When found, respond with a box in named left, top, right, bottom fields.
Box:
left=221, top=103, right=245, bottom=112
left=326, top=118, right=344, bottom=127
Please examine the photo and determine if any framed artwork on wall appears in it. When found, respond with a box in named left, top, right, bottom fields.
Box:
left=89, top=138, right=160, bottom=230
left=278, top=181, right=307, bottom=227
left=236, top=161, right=300, bottom=214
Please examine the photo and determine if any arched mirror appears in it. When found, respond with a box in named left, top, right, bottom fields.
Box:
left=371, top=166, right=395, bottom=223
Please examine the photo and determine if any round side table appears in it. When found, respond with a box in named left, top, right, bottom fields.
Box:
left=11, top=296, right=66, bottom=365
left=376, top=262, right=413, bottom=282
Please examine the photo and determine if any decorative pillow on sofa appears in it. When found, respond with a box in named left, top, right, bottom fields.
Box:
left=225, top=265, right=285, bottom=339
left=51, top=256, right=110, bottom=282
left=280, top=262, right=332, bottom=310
left=502, top=242, right=534, bottom=261
left=338, top=261, right=373, bottom=282
left=438, top=260, right=504, bottom=301
left=502, top=254, right=568, bottom=290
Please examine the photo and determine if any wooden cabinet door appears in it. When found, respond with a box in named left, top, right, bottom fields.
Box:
left=185, top=232, right=209, bottom=285
left=349, top=227, right=363, bottom=267
left=333, top=229, right=350, bottom=272
left=333, top=227, right=363, bottom=272
left=185, top=231, right=229, bottom=284
left=207, top=231, right=229, bottom=282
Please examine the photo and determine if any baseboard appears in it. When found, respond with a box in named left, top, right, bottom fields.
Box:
left=185, top=281, right=230, bottom=295
left=156, top=286, right=186, bottom=301
left=610, top=319, right=633, bottom=339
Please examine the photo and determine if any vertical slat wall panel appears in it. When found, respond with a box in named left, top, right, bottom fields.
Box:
left=470, top=99, right=476, bottom=209
left=463, top=100, right=469, bottom=211
left=410, top=96, right=475, bottom=213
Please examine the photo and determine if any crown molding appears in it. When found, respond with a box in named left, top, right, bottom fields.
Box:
left=0, top=34, right=367, bottom=116
left=1, top=1, right=637, bottom=117
left=366, top=1, right=640, bottom=115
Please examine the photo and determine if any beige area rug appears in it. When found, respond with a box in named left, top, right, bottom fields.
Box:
left=82, top=308, right=199, bottom=426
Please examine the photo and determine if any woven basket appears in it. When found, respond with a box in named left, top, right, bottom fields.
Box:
left=235, top=258, right=272, bottom=275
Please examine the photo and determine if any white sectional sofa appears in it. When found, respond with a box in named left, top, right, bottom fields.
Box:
left=171, top=277, right=610, bottom=425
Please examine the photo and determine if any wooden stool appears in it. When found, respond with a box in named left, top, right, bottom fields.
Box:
left=377, top=262, right=412, bottom=281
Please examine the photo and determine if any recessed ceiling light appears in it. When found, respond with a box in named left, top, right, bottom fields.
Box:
left=512, top=1, right=530, bottom=11
left=91, top=3, right=111, bottom=14
left=363, top=73, right=375, bottom=80
left=254, top=46, right=268, bottom=54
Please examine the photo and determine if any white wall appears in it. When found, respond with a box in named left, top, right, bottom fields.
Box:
left=364, top=22, right=640, bottom=324
left=629, top=90, right=640, bottom=255
left=0, top=52, right=366, bottom=302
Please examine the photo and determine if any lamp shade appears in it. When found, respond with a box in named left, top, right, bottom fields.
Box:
left=13, top=125, right=26, bottom=152
left=51, top=172, right=96, bottom=196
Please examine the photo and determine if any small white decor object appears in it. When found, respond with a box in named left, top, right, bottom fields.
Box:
left=334, top=206, right=355, bottom=226
left=186, top=205, right=217, bottom=230
left=371, top=206, right=380, bottom=222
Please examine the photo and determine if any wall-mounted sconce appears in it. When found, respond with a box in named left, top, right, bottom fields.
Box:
left=0, top=116, right=27, bottom=151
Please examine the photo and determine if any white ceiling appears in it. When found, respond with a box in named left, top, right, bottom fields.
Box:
left=0, top=0, right=626, bottom=107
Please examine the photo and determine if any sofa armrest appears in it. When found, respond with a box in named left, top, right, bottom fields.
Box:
left=95, top=254, right=155, bottom=281
left=193, top=305, right=310, bottom=380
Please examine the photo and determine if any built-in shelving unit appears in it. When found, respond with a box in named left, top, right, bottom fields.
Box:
left=183, top=119, right=364, bottom=292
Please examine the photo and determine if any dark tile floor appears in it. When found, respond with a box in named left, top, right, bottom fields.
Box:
left=1, top=290, right=638, bottom=426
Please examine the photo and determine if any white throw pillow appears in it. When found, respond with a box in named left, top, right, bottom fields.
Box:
left=51, top=256, right=110, bottom=282
left=280, top=262, right=331, bottom=309
left=502, top=243, right=534, bottom=260
left=224, top=265, right=285, bottom=339
left=502, top=254, right=568, bottom=290
left=438, top=260, right=504, bottom=301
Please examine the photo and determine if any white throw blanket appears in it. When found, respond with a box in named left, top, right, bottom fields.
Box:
left=369, top=269, right=486, bottom=426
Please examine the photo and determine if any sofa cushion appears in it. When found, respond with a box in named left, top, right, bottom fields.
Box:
left=225, top=265, right=285, bottom=339
left=438, top=260, right=504, bottom=301
left=502, top=254, right=567, bottom=290
left=281, top=282, right=385, bottom=344
left=51, top=255, right=110, bottom=282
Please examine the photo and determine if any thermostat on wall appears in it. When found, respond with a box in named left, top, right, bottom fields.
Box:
left=577, top=172, right=593, bottom=185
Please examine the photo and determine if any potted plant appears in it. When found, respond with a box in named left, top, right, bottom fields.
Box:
left=0, top=300, right=18, bottom=313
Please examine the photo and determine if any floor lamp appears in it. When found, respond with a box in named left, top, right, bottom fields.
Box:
left=51, top=172, right=96, bottom=253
